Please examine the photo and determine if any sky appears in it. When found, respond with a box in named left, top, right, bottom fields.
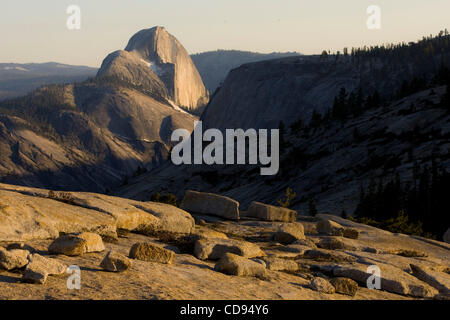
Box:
left=0, top=0, right=449, bottom=68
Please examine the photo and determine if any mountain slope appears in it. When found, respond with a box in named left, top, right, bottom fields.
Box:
left=115, top=85, right=450, bottom=220
left=191, top=50, right=301, bottom=93
left=0, top=62, right=97, bottom=100
left=114, top=34, right=450, bottom=238
left=0, top=27, right=203, bottom=192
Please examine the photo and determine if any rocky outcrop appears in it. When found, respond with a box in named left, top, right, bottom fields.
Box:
left=0, top=183, right=195, bottom=242
left=0, top=185, right=449, bottom=300
left=410, top=264, right=450, bottom=294
left=124, top=26, right=209, bottom=111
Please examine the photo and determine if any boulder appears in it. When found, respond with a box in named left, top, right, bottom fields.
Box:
left=180, top=190, right=239, bottom=220
left=129, top=242, right=175, bottom=264
left=317, top=219, right=344, bottom=236
left=76, top=232, right=105, bottom=253
left=273, top=223, right=305, bottom=244
left=410, top=264, right=450, bottom=294
left=100, top=251, right=132, bottom=272
left=333, top=263, right=439, bottom=298
left=22, top=266, right=48, bottom=284
left=342, top=228, right=359, bottom=239
left=48, top=232, right=104, bottom=256
left=330, top=277, right=359, bottom=296
left=246, top=202, right=297, bottom=222
left=316, top=237, right=356, bottom=251
left=261, top=257, right=299, bottom=272
left=214, top=253, right=267, bottom=279
left=0, top=247, right=29, bottom=270
left=309, top=277, right=335, bottom=294
left=22, top=254, right=67, bottom=284
left=194, top=238, right=265, bottom=261
left=48, top=235, right=87, bottom=256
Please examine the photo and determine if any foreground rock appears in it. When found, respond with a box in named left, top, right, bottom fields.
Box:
left=214, top=253, right=267, bottom=279
left=309, top=277, right=335, bottom=294
left=317, top=219, right=345, bottom=236
left=180, top=190, right=240, bottom=220
left=260, top=257, right=299, bottom=272
left=0, top=247, right=29, bottom=270
left=194, top=238, right=265, bottom=260
left=273, top=223, right=305, bottom=244
left=48, top=232, right=104, bottom=256
left=129, top=242, right=175, bottom=264
left=22, top=254, right=67, bottom=284
left=410, top=264, right=450, bottom=294
left=245, top=202, right=297, bottom=222
left=333, top=263, right=439, bottom=298
left=100, top=251, right=132, bottom=272
left=0, top=183, right=195, bottom=242
left=330, top=277, right=359, bottom=296
left=343, top=228, right=360, bottom=240
left=77, top=233, right=105, bottom=253
left=317, top=219, right=360, bottom=240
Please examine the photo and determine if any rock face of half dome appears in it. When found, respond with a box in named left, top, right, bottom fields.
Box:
left=98, top=26, right=209, bottom=112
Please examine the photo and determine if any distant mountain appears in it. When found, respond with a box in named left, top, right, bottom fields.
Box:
left=191, top=50, right=301, bottom=93
left=0, top=27, right=203, bottom=192
left=0, top=50, right=298, bottom=102
left=0, top=62, right=97, bottom=100
left=201, top=37, right=450, bottom=131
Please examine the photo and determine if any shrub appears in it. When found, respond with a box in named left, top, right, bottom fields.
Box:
left=277, top=187, right=296, bottom=208
left=150, top=192, right=178, bottom=207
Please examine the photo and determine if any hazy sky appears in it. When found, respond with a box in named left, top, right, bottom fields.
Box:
left=0, top=0, right=449, bottom=67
